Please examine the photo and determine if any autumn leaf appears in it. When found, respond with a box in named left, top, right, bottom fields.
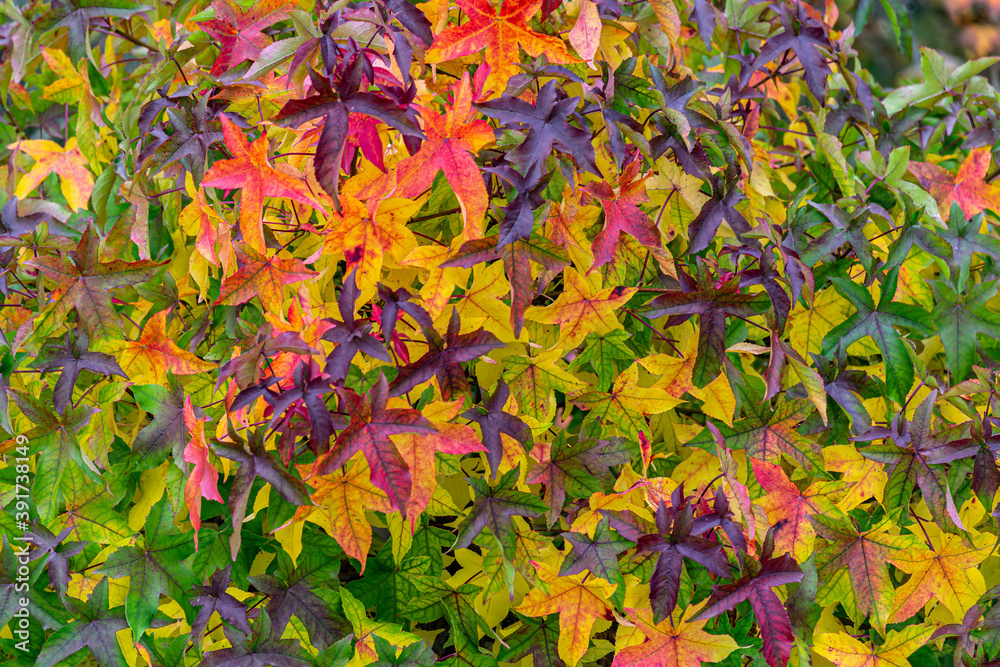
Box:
left=515, top=560, right=614, bottom=666
left=31, top=330, right=126, bottom=413
left=296, top=453, right=392, bottom=573
left=526, top=434, right=631, bottom=527
left=455, top=466, right=548, bottom=553
left=811, top=510, right=919, bottom=631
left=182, top=396, right=223, bottom=551
left=814, top=625, right=934, bottom=667
left=476, top=80, right=599, bottom=176
left=693, top=553, right=804, bottom=667
left=8, top=138, right=94, bottom=212
left=200, top=0, right=294, bottom=76
left=503, top=349, right=587, bottom=426
left=524, top=269, right=636, bottom=349
left=560, top=516, right=634, bottom=606
left=612, top=608, right=738, bottom=667
left=314, top=374, right=436, bottom=512
left=28, top=224, right=161, bottom=341
left=855, top=391, right=973, bottom=533
left=583, top=159, right=660, bottom=268
left=888, top=532, right=994, bottom=623
left=322, top=194, right=420, bottom=298
left=116, top=311, right=216, bottom=385
left=393, top=399, right=486, bottom=525
left=636, top=493, right=732, bottom=623
left=201, top=114, right=326, bottom=253
left=711, top=384, right=824, bottom=473
left=752, top=458, right=842, bottom=563
left=461, top=379, right=532, bottom=477
left=390, top=308, right=504, bottom=401
left=571, top=363, right=682, bottom=442
left=644, top=263, right=770, bottom=387
left=425, top=0, right=578, bottom=97
left=908, top=147, right=1000, bottom=218
left=394, top=74, right=495, bottom=239
left=214, top=242, right=318, bottom=313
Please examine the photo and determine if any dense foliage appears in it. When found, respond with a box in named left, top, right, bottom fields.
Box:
left=4, top=0, right=1000, bottom=665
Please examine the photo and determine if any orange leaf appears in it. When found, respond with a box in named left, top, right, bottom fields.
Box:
left=215, top=242, right=318, bottom=312
left=322, top=194, right=419, bottom=297
left=394, top=399, right=486, bottom=527
left=888, top=532, right=994, bottom=623
left=752, top=458, right=842, bottom=562
left=613, top=608, right=739, bottom=667
left=908, top=147, right=1000, bottom=218
left=183, top=396, right=223, bottom=551
left=8, top=138, right=94, bottom=211
left=117, top=311, right=216, bottom=385
left=426, top=0, right=578, bottom=97
left=394, top=74, right=495, bottom=240
left=201, top=114, right=326, bottom=253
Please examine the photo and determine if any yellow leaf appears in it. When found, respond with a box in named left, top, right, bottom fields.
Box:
left=888, top=533, right=993, bottom=623
left=294, top=454, right=392, bottom=573
left=8, top=138, right=94, bottom=211
left=525, top=269, right=636, bottom=349
left=814, top=625, right=934, bottom=667
left=515, top=560, right=614, bottom=666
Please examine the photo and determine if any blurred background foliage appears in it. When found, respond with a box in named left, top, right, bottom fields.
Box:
left=851, top=0, right=1000, bottom=85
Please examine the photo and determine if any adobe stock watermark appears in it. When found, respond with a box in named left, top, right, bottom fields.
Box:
left=7, top=434, right=33, bottom=653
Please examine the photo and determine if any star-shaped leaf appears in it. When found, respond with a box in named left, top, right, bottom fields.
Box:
left=425, top=0, right=577, bottom=96
left=201, top=114, right=326, bottom=253
left=821, top=268, right=934, bottom=405
left=215, top=243, right=318, bottom=313
left=811, top=510, right=920, bottom=632
left=514, top=560, right=614, bottom=666
left=97, top=497, right=197, bottom=640
left=560, top=516, right=634, bottom=607
left=200, top=0, right=294, bottom=76
left=314, top=374, right=435, bottom=512
left=390, top=308, right=504, bottom=400
left=908, top=147, right=1000, bottom=218
left=455, top=466, right=548, bottom=554
left=644, top=262, right=770, bottom=387
left=525, top=269, right=636, bottom=349
left=611, top=608, right=738, bottom=667
left=693, top=553, right=804, bottom=667
left=394, top=74, right=494, bottom=238
left=34, top=578, right=129, bottom=667
left=32, top=329, right=126, bottom=412
left=116, top=311, right=216, bottom=386
left=462, top=379, right=533, bottom=476
left=8, top=138, right=95, bottom=211
left=583, top=159, right=660, bottom=268
left=477, top=80, right=598, bottom=176
left=571, top=363, right=681, bottom=443
left=28, top=224, right=162, bottom=341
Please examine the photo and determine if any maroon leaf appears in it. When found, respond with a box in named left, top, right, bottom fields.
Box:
left=462, top=380, right=532, bottom=476
left=636, top=492, right=732, bottom=623
left=694, top=554, right=804, bottom=667
left=390, top=308, right=504, bottom=400
left=314, top=373, right=435, bottom=512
